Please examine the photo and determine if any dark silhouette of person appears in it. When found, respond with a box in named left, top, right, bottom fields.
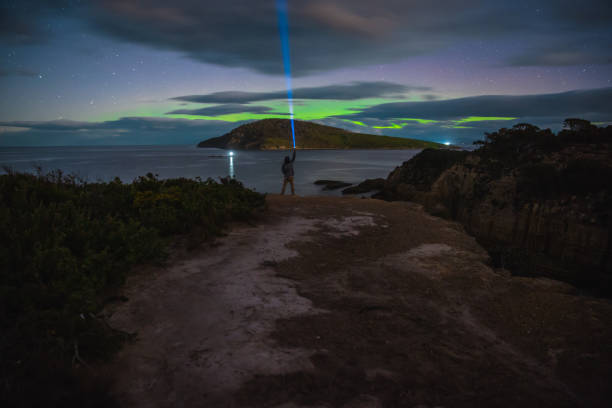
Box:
left=281, top=148, right=296, bottom=195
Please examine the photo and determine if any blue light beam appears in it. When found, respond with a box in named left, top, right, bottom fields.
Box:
left=276, top=0, right=296, bottom=148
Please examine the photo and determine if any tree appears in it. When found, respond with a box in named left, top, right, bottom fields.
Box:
left=563, top=118, right=593, bottom=132
left=512, top=123, right=540, bottom=132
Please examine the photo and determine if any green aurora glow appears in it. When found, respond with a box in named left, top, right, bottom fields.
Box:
left=92, top=99, right=519, bottom=134
left=165, top=98, right=396, bottom=122
left=343, top=119, right=367, bottom=126
left=455, top=116, right=517, bottom=124
left=373, top=122, right=403, bottom=129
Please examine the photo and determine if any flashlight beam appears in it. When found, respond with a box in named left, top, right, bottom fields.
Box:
left=276, top=0, right=296, bottom=149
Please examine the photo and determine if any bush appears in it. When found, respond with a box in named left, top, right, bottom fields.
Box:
left=0, top=170, right=265, bottom=406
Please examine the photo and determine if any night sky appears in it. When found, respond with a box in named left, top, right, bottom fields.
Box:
left=1, top=0, right=611, bottom=146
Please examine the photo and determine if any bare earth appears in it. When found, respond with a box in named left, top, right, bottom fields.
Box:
left=105, top=195, right=612, bottom=407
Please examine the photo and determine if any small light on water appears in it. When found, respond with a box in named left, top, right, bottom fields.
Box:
left=229, top=151, right=234, bottom=156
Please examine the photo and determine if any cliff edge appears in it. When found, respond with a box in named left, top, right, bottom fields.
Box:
left=374, top=120, right=612, bottom=294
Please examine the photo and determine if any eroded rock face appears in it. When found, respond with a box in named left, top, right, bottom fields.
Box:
left=375, top=148, right=468, bottom=201
left=431, top=163, right=611, bottom=290
left=375, top=123, right=612, bottom=294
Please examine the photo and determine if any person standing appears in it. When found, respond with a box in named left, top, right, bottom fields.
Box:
left=281, top=148, right=296, bottom=195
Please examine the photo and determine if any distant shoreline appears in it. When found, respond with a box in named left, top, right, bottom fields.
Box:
left=199, top=146, right=461, bottom=151
left=197, top=118, right=446, bottom=150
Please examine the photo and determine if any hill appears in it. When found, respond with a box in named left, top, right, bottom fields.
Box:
left=197, top=119, right=443, bottom=150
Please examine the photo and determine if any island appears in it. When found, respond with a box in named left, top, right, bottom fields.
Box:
left=197, top=118, right=444, bottom=150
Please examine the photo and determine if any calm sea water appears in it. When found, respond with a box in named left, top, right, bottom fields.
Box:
left=0, top=145, right=420, bottom=196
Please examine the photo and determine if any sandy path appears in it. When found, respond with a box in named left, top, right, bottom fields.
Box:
left=106, top=202, right=378, bottom=407
left=106, top=195, right=612, bottom=407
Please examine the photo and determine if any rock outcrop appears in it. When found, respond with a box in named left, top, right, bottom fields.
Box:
left=341, top=178, right=386, bottom=195
left=314, top=180, right=353, bottom=190
left=375, top=120, right=612, bottom=294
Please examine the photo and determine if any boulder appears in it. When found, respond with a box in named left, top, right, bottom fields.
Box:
left=341, top=178, right=386, bottom=195
left=314, top=180, right=353, bottom=190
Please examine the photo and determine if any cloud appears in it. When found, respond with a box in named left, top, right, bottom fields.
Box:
left=340, top=87, right=612, bottom=121
left=3, top=1, right=611, bottom=75
left=552, top=0, right=612, bottom=28
left=421, top=94, right=439, bottom=101
left=166, top=104, right=278, bottom=116
left=0, top=68, right=38, bottom=77
left=173, top=81, right=423, bottom=104
left=507, top=37, right=612, bottom=67
left=84, top=0, right=481, bottom=76
left=329, top=87, right=612, bottom=146
left=0, top=0, right=82, bottom=44
left=508, top=50, right=612, bottom=67
left=0, top=117, right=240, bottom=146
left=81, top=0, right=612, bottom=74
left=302, top=2, right=394, bottom=37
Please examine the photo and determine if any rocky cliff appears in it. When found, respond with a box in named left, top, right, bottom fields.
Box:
left=375, top=120, right=612, bottom=294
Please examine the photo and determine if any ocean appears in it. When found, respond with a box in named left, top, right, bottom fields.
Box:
left=0, top=145, right=421, bottom=196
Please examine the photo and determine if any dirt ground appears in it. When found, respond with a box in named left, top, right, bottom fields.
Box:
left=105, top=195, right=612, bottom=407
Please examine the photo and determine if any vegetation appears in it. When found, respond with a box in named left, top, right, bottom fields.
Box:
left=393, top=148, right=469, bottom=191
left=198, top=118, right=444, bottom=150
left=474, top=119, right=612, bottom=200
left=475, top=119, right=611, bottom=160
left=0, top=170, right=265, bottom=406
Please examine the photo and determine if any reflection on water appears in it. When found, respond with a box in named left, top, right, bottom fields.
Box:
left=0, top=145, right=421, bottom=196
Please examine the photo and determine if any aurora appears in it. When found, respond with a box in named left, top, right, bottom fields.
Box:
left=0, top=1, right=610, bottom=148
left=455, top=116, right=517, bottom=124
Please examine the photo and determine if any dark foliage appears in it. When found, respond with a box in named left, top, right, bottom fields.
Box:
left=396, top=148, right=469, bottom=191
left=0, top=170, right=265, bottom=407
left=476, top=119, right=611, bottom=161
left=474, top=119, right=612, bottom=200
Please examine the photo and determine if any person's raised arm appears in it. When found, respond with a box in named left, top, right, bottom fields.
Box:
left=291, top=148, right=296, bottom=162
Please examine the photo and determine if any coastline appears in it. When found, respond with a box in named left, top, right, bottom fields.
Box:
left=201, top=146, right=460, bottom=151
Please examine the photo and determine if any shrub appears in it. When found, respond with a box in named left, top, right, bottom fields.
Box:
left=0, top=171, right=265, bottom=406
